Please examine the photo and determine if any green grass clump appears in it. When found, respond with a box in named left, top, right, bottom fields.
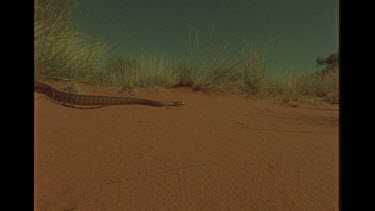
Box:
left=171, top=61, right=200, bottom=88
left=193, top=66, right=242, bottom=93
left=102, top=55, right=179, bottom=89
left=238, top=47, right=275, bottom=97
left=34, top=0, right=110, bottom=82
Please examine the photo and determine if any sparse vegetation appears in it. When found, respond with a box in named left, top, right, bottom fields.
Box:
left=34, top=0, right=339, bottom=104
left=274, top=53, right=339, bottom=103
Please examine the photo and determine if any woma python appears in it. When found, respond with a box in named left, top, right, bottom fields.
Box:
left=34, top=81, right=184, bottom=108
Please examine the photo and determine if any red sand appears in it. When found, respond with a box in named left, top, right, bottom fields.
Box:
left=34, top=83, right=339, bottom=210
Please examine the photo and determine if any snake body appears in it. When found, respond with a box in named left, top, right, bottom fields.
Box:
left=34, top=81, right=184, bottom=107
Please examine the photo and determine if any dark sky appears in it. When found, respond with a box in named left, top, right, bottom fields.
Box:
left=73, top=0, right=338, bottom=73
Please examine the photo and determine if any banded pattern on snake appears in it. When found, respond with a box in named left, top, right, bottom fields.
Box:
left=34, top=81, right=184, bottom=108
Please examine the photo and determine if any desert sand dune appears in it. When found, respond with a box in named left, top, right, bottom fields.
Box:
left=34, top=83, right=338, bottom=210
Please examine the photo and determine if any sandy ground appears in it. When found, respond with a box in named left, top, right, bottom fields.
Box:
left=34, top=82, right=339, bottom=210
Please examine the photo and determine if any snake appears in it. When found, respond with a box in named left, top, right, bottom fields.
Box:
left=34, top=81, right=184, bottom=108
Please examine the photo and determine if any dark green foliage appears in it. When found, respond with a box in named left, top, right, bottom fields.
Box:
left=316, top=53, right=339, bottom=75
